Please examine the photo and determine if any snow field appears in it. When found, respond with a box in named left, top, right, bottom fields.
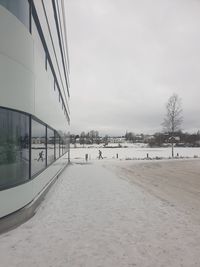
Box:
left=70, top=146, right=200, bottom=161
left=0, top=160, right=200, bottom=266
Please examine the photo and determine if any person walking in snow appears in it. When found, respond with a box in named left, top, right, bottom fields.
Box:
left=98, top=150, right=103, bottom=159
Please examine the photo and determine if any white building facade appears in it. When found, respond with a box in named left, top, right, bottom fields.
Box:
left=0, top=0, right=70, bottom=218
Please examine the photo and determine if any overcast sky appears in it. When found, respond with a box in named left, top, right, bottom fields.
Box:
left=66, top=0, right=200, bottom=136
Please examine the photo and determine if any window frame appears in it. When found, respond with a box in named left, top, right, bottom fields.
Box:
left=0, top=106, right=69, bottom=191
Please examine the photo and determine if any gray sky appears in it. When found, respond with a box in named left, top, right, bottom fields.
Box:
left=66, top=0, right=200, bottom=135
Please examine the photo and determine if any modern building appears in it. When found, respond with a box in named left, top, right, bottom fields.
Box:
left=0, top=0, right=70, bottom=219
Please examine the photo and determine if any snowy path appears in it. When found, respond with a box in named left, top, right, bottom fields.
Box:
left=0, top=161, right=200, bottom=267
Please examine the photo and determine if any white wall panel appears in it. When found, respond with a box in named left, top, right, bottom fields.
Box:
left=0, top=5, right=68, bottom=131
left=0, top=6, right=35, bottom=114
left=0, top=181, right=33, bottom=218
left=0, top=53, right=35, bottom=114
left=0, top=6, right=34, bottom=73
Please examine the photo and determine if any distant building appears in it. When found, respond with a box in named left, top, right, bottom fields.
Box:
left=108, top=137, right=126, bottom=143
left=168, top=136, right=180, bottom=142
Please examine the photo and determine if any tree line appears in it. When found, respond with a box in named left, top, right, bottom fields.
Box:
left=70, top=130, right=109, bottom=146
left=70, top=94, right=200, bottom=157
left=70, top=130, right=200, bottom=147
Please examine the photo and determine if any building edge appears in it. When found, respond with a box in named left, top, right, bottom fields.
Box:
left=0, top=1, right=70, bottom=220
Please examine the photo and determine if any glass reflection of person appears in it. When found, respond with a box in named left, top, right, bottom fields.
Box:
left=37, top=151, right=44, bottom=161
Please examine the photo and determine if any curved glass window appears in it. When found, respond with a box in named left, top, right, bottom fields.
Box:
left=0, top=0, right=30, bottom=30
left=0, top=108, right=29, bottom=188
left=47, top=128, right=55, bottom=165
left=55, top=132, right=60, bottom=159
left=0, top=107, right=69, bottom=190
left=31, top=119, right=46, bottom=176
left=60, top=139, right=64, bottom=156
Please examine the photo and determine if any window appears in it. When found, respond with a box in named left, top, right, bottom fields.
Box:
left=0, top=108, right=29, bottom=189
left=47, top=128, right=54, bottom=165
left=0, top=0, right=30, bottom=30
left=63, top=134, right=69, bottom=154
left=55, top=132, right=60, bottom=159
left=60, top=139, right=64, bottom=156
left=0, top=107, right=69, bottom=190
left=31, top=119, right=46, bottom=176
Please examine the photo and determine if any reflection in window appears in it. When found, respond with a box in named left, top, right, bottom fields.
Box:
left=0, top=108, right=29, bottom=188
left=60, top=139, right=64, bottom=156
left=64, top=133, right=70, bottom=155
left=55, top=132, right=60, bottom=159
left=63, top=141, right=67, bottom=155
left=61, top=138, right=67, bottom=156
left=31, top=119, right=46, bottom=176
left=47, top=128, right=54, bottom=165
left=0, top=0, right=30, bottom=29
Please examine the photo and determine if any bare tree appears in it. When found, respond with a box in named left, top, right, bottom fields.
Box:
left=162, top=94, right=183, bottom=157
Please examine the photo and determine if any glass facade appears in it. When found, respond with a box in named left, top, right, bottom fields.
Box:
left=63, top=134, right=69, bottom=154
left=31, top=119, right=46, bottom=176
left=0, top=108, right=69, bottom=190
left=60, top=140, right=64, bottom=156
left=47, top=127, right=55, bottom=166
left=55, top=132, right=60, bottom=159
left=0, top=108, right=29, bottom=188
left=0, top=0, right=30, bottom=29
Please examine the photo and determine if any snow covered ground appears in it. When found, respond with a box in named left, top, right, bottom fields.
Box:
left=71, top=145, right=200, bottom=160
left=0, top=159, right=200, bottom=266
